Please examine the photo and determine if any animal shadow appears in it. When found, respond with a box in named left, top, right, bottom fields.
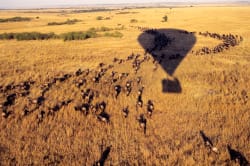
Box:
left=138, top=28, right=196, bottom=93
left=93, top=146, right=111, bottom=166
left=227, top=145, right=249, bottom=166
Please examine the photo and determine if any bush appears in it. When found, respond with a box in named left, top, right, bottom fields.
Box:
left=0, top=17, right=32, bottom=23
left=130, top=19, right=138, bottom=23
left=61, top=31, right=97, bottom=41
left=0, top=27, right=122, bottom=41
left=162, top=15, right=168, bottom=22
left=0, top=33, right=15, bottom=40
left=0, top=32, right=56, bottom=40
left=99, top=26, right=113, bottom=32
left=48, top=19, right=80, bottom=26
left=104, top=31, right=123, bottom=38
left=17, top=32, right=56, bottom=40
left=96, top=16, right=103, bottom=20
left=88, top=27, right=113, bottom=32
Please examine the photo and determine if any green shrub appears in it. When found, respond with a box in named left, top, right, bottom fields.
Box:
left=48, top=19, right=80, bottom=26
left=0, top=32, right=56, bottom=40
left=0, top=27, right=122, bottom=41
left=130, top=19, right=138, bottom=23
left=0, top=17, right=31, bottom=23
left=61, top=31, right=97, bottom=41
left=0, top=33, right=15, bottom=40
left=88, top=27, right=113, bottom=32
left=15, top=32, right=56, bottom=40
left=99, top=26, right=113, bottom=31
left=96, top=16, right=103, bottom=20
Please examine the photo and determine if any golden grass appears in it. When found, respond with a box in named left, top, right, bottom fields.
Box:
left=0, top=6, right=250, bottom=165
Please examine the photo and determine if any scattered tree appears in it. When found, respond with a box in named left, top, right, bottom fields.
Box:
left=162, top=15, right=168, bottom=22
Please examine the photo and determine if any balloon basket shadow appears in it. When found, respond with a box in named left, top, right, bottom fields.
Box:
left=162, top=78, right=182, bottom=93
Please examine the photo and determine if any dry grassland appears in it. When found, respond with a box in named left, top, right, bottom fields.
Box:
left=0, top=6, right=250, bottom=165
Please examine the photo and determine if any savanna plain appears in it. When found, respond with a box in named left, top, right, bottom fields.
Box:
left=0, top=5, right=250, bottom=165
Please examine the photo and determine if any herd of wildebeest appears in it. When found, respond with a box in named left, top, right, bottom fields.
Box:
left=0, top=27, right=249, bottom=165
left=0, top=51, right=156, bottom=131
left=195, top=31, right=243, bottom=55
left=132, top=26, right=243, bottom=56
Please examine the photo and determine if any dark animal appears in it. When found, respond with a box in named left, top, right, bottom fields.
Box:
left=37, top=110, right=45, bottom=123
left=122, top=107, right=129, bottom=118
left=200, top=130, right=219, bottom=153
left=136, top=95, right=143, bottom=111
left=114, top=85, right=121, bottom=99
left=22, top=106, right=29, bottom=116
left=75, top=68, right=83, bottom=76
left=97, top=111, right=110, bottom=123
left=29, top=96, right=45, bottom=106
left=98, top=101, right=106, bottom=112
left=227, top=145, right=249, bottom=166
left=93, top=146, right=112, bottom=166
left=138, top=87, right=144, bottom=96
left=137, top=114, right=147, bottom=135
left=136, top=76, right=142, bottom=84
left=125, top=81, right=132, bottom=96
left=4, top=93, right=16, bottom=107
left=74, top=103, right=89, bottom=115
left=147, top=100, right=154, bottom=117
left=1, top=109, right=10, bottom=118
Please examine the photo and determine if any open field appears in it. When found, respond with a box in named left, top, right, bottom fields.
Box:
left=0, top=6, right=250, bottom=165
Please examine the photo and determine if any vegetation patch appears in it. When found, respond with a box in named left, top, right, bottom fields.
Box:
left=89, top=26, right=113, bottom=32
left=162, top=15, right=168, bottom=22
left=116, top=11, right=139, bottom=14
left=47, top=19, right=81, bottom=26
left=0, top=17, right=32, bottom=23
left=96, top=16, right=104, bottom=20
left=0, top=28, right=123, bottom=41
left=61, top=30, right=98, bottom=41
left=130, top=19, right=138, bottom=23
left=0, top=32, right=56, bottom=40
left=72, top=8, right=115, bottom=13
left=104, top=31, right=123, bottom=38
left=96, top=16, right=111, bottom=20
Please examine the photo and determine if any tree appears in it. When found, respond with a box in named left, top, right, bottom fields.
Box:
left=162, top=15, right=168, bottom=22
